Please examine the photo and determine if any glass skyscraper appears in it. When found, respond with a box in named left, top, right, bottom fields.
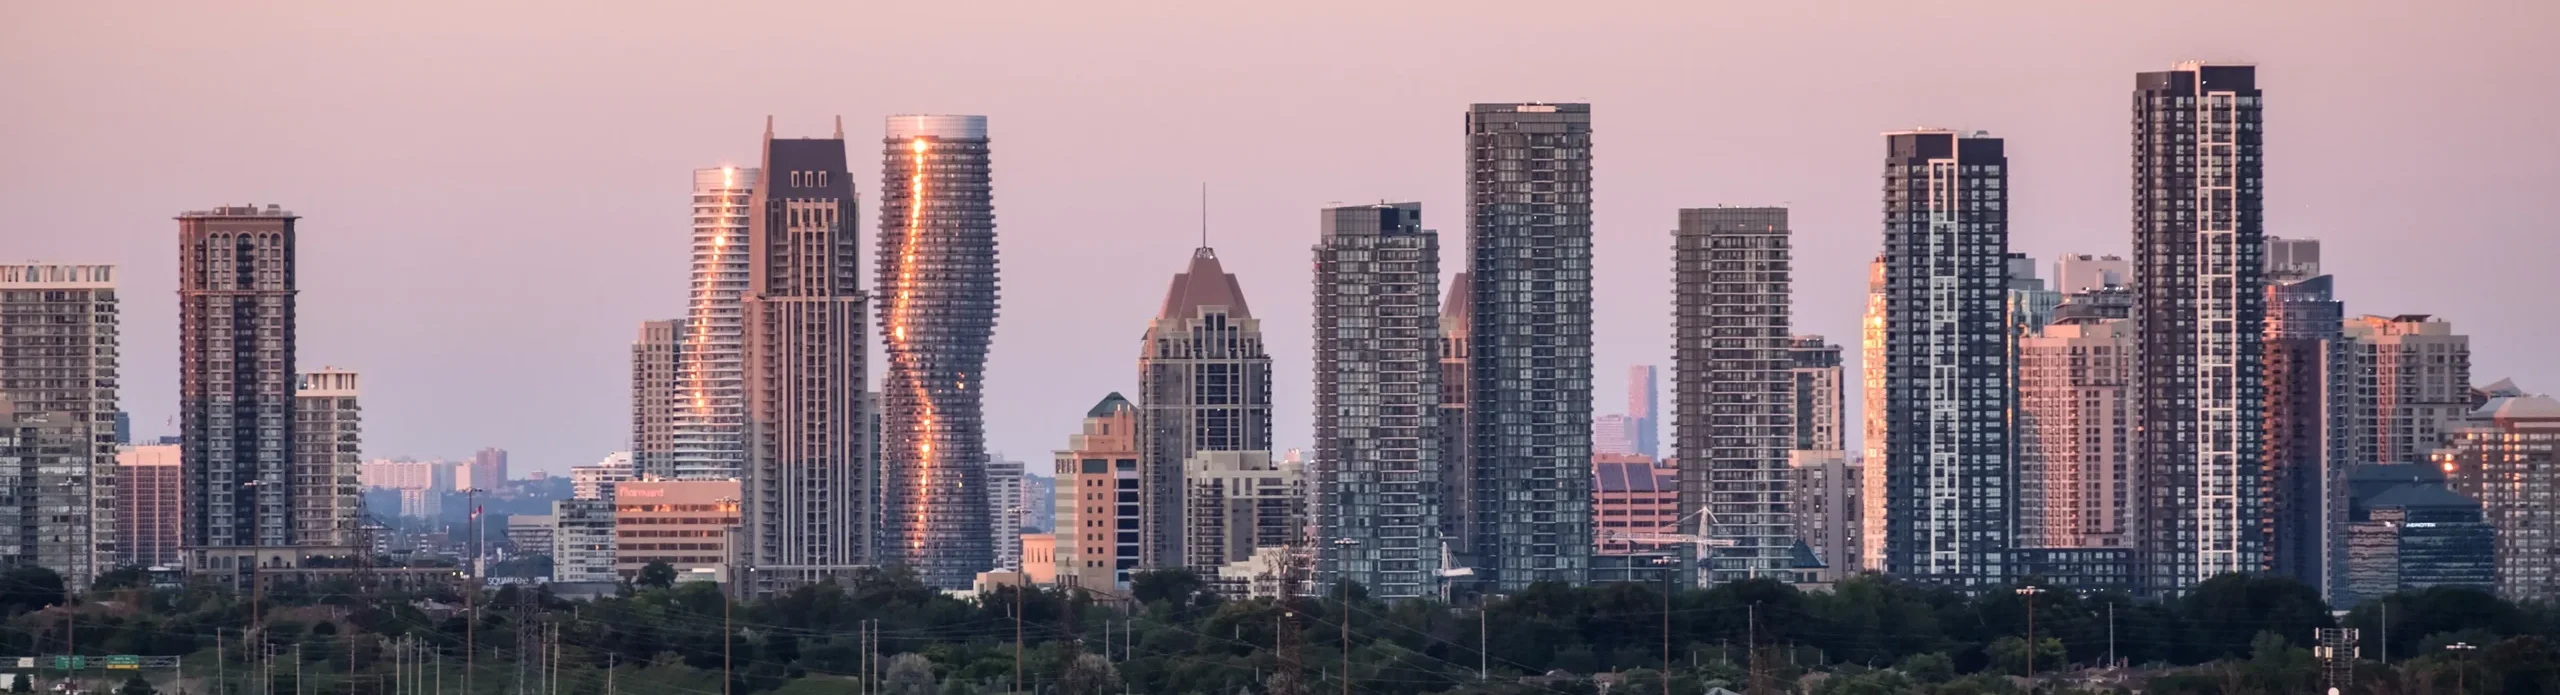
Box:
left=1313, top=203, right=1442, bottom=599
left=877, top=115, right=999, bottom=589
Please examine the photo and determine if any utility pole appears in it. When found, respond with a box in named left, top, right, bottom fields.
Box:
left=2446, top=642, right=2476, bottom=694
left=2016, top=585, right=2043, bottom=690
left=465, top=486, right=478, bottom=695
left=219, top=630, right=227, bottom=695
left=722, top=591, right=733, bottom=695
left=1478, top=606, right=1487, bottom=680
left=1332, top=537, right=1359, bottom=695
left=2106, top=602, right=2116, bottom=670
left=1653, top=556, right=1675, bottom=695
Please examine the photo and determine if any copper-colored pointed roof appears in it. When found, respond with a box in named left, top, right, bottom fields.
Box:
left=1158, top=247, right=1253, bottom=320
left=1441, top=272, right=1472, bottom=324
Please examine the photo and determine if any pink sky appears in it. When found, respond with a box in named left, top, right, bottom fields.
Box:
left=4, top=1, right=2552, bottom=473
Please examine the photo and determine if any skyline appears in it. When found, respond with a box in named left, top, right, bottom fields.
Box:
left=6, top=3, right=2555, bottom=473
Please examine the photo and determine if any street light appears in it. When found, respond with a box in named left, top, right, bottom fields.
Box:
left=2015, top=585, right=2044, bottom=690
left=1651, top=555, right=1677, bottom=695
left=1005, top=505, right=1025, bottom=695
left=2446, top=642, right=2476, bottom=694
left=1332, top=537, right=1360, bottom=695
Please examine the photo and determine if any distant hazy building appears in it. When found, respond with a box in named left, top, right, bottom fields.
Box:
left=2016, top=318, right=2134, bottom=549
left=0, top=263, right=120, bottom=587
left=1880, top=131, right=2013, bottom=587
left=1021, top=474, right=1056, bottom=534
left=1467, top=103, right=1595, bottom=591
left=462, top=448, right=509, bottom=491
left=629, top=319, right=684, bottom=480
left=2264, top=237, right=2322, bottom=283
left=179, top=204, right=301, bottom=560
left=552, top=498, right=616, bottom=583
left=1628, top=366, right=1660, bottom=458
left=398, top=488, right=442, bottom=521
left=674, top=166, right=757, bottom=481
left=612, top=479, right=740, bottom=582
left=1674, top=207, right=1797, bottom=584
left=2435, top=393, right=2560, bottom=601
left=1182, top=450, right=1303, bottom=583
left=2054, top=254, right=2131, bottom=297
left=744, top=125, right=874, bottom=592
left=2132, top=62, right=2266, bottom=594
left=1053, top=394, right=1141, bottom=594
left=294, top=369, right=363, bottom=548
left=1137, top=246, right=1272, bottom=571
left=2347, top=315, right=2472, bottom=466
left=877, top=115, right=999, bottom=590
left=507, top=514, right=556, bottom=557
left=1790, top=337, right=1844, bottom=452
left=2007, top=254, right=2062, bottom=337
left=116, top=445, right=183, bottom=568
left=572, top=452, right=632, bottom=502
left=1313, top=202, right=1442, bottom=599
left=361, top=459, right=454, bottom=492
left=1789, top=450, right=1860, bottom=580
left=1592, top=414, right=1640, bottom=456
left=1592, top=454, right=1678, bottom=556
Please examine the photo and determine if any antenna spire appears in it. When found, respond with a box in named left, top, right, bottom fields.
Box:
left=1199, top=182, right=1209, bottom=249
left=764, top=115, right=774, bottom=138
left=833, top=115, right=844, bottom=139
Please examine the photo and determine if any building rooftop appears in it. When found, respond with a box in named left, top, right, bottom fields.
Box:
left=1086, top=392, right=1134, bottom=419
left=2367, top=483, right=2481, bottom=511
left=1157, top=247, right=1253, bottom=320
left=179, top=204, right=296, bottom=218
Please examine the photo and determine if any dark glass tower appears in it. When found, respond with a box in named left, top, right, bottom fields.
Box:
left=2132, top=63, right=2266, bottom=595
left=2265, top=269, right=2345, bottom=598
left=1313, top=203, right=1442, bottom=599
left=1879, top=130, right=2013, bottom=587
left=1466, top=103, right=1594, bottom=591
left=742, top=123, right=873, bottom=591
left=877, top=115, right=999, bottom=589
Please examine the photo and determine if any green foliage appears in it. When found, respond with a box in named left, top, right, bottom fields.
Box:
left=637, top=561, right=677, bottom=589
left=116, top=676, right=154, bottom=695
left=0, top=567, right=66, bottom=615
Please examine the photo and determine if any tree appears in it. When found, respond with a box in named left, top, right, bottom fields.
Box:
left=117, top=676, right=155, bottom=695
left=885, top=654, right=937, bottom=695
left=637, top=561, right=678, bottom=590
left=1893, top=652, right=1955, bottom=684
left=1057, top=653, right=1119, bottom=695
left=1128, top=569, right=1207, bottom=610
left=0, top=567, right=66, bottom=615
left=1983, top=636, right=2064, bottom=677
left=92, top=567, right=150, bottom=592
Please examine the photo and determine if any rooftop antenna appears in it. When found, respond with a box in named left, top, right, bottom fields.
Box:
left=1200, top=182, right=1209, bottom=249
left=833, top=115, right=844, bottom=139
left=763, top=116, right=773, bottom=138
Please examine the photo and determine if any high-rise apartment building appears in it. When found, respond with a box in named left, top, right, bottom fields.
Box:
left=1629, top=366, right=1659, bottom=458
left=1437, top=273, right=1475, bottom=563
left=2132, top=62, right=2266, bottom=595
left=179, top=205, right=301, bottom=556
left=2346, top=315, right=2472, bottom=465
left=674, top=167, right=758, bottom=481
left=2265, top=257, right=2350, bottom=597
left=743, top=123, right=873, bottom=590
left=877, top=114, right=999, bottom=589
left=987, top=457, right=1024, bottom=571
left=359, top=458, right=454, bottom=492
left=1466, top=103, right=1594, bottom=591
left=116, top=445, right=182, bottom=569
left=1857, top=257, right=1888, bottom=572
left=572, top=452, right=633, bottom=501
left=552, top=498, right=616, bottom=583
left=1673, top=207, right=1797, bottom=584
left=1137, top=246, right=1272, bottom=571
left=461, top=448, right=508, bottom=491
left=2016, top=318, right=2134, bottom=549
left=2435, top=394, right=2560, bottom=601
left=1880, top=131, right=2013, bottom=587
left=1790, top=337, right=1844, bottom=452
left=0, top=264, right=119, bottom=587
left=293, top=369, right=362, bottom=548
left=2054, top=254, right=2131, bottom=296
left=1591, top=415, right=1639, bottom=456
left=1789, top=450, right=1860, bottom=580
left=2265, top=237, right=2322, bottom=282
left=630, top=319, right=684, bottom=480
left=1053, top=393, right=1141, bottom=594
left=1313, top=202, right=1443, bottom=599
left=1182, top=450, right=1303, bottom=578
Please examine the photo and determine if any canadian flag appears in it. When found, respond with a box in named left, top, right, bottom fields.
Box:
left=471, top=505, right=483, bottom=518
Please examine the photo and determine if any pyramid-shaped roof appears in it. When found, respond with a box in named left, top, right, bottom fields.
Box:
left=1158, top=247, right=1253, bottom=320
left=1086, top=392, right=1135, bottom=418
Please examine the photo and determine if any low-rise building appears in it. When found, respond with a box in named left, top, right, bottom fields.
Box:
left=553, top=499, right=616, bottom=583
left=612, top=479, right=739, bottom=582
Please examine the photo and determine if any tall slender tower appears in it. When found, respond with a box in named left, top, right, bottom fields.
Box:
left=179, top=205, right=299, bottom=557
left=1672, top=207, right=1796, bottom=585
left=1880, top=131, right=2013, bottom=587
left=2132, top=63, right=2265, bottom=594
left=878, top=114, right=1000, bottom=589
left=1313, top=203, right=1442, bottom=599
left=1138, top=247, right=1272, bottom=570
left=293, top=368, right=362, bottom=549
left=1857, top=256, right=1888, bottom=572
left=1629, top=366, right=1659, bottom=458
left=673, top=166, right=758, bottom=481
left=742, top=121, right=873, bottom=590
left=1466, top=103, right=1594, bottom=591
left=0, top=264, right=119, bottom=589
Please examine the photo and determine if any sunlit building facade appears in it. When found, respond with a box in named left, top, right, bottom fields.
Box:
left=673, top=167, right=757, bottom=481
left=1138, top=247, right=1272, bottom=571
left=292, top=368, right=362, bottom=549
left=877, top=115, right=999, bottom=589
